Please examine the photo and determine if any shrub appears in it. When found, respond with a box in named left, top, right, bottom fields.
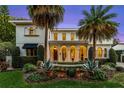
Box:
left=116, top=50, right=123, bottom=62
left=37, top=45, right=44, bottom=61
left=43, top=60, right=53, bottom=71
left=109, top=48, right=118, bottom=64
left=0, top=50, right=6, bottom=60
left=0, top=62, right=9, bottom=72
left=12, top=47, right=21, bottom=68
left=12, top=46, right=20, bottom=56
left=105, top=62, right=116, bottom=68
left=92, top=68, right=107, bottom=80
left=21, top=56, right=37, bottom=65
left=88, top=47, right=93, bottom=61
left=82, top=60, right=107, bottom=80
left=12, top=56, right=37, bottom=68
left=101, top=65, right=113, bottom=71
left=23, top=63, right=37, bottom=73
left=116, top=66, right=124, bottom=72
left=27, top=72, right=43, bottom=82
left=0, top=42, right=14, bottom=60
left=82, top=60, right=98, bottom=72
left=67, top=68, right=76, bottom=77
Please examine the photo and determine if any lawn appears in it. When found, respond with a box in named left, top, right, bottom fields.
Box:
left=0, top=70, right=124, bottom=88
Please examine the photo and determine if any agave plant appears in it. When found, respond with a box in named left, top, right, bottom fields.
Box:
left=43, top=59, right=53, bottom=71
left=82, top=60, right=98, bottom=72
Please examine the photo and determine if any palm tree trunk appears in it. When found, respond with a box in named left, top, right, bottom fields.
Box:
left=44, top=23, right=48, bottom=62
left=93, top=31, right=96, bottom=63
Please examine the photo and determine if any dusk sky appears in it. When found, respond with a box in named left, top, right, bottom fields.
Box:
left=8, top=5, right=124, bottom=42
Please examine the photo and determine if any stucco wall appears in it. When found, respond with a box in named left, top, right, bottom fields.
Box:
left=16, top=25, right=45, bottom=56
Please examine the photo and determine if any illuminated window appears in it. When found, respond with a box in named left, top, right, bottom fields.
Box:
left=61, top=46, right=67, bottom=61
left=71, top=33, right=75, bottom=40
left=104, top=48, right=107, bottom=57
left=62, top=33, right=66, bottom=40
left=80, top=46, right=87, bottom=60
left=70, top=46, right=76, bottom=61
left=54, top=33, right=58, bottom=40
left=97, top=47, right=103, bottom=58
left=29, top=27, right=35, bottom=35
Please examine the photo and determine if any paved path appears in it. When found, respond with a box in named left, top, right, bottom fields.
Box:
left=117, top=62, right=124, bottom=67
left=53, top=63, right=83, bottom=67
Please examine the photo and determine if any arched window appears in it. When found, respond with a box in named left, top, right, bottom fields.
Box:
left=104, top=48, right=107, bottom=57
left=70, top=46, right=76, bottom=61
left=80, top=46, right=87, bottom=60
left=61, top=46, right=67, bottom=61
left=97, top=47, right=103, bottom=58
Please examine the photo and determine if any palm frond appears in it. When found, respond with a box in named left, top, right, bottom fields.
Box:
left=99, top=5, right=113, bottom=17
left=102, top=13, right=117, bottom=20
left=90, top=6, right=96, bottom=17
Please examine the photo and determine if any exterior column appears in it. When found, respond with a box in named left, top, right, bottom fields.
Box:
left=67, top=46, right=70, bottom=62
left=102, top=48, right=104, bottom=58
left=76, top=46, right=80, bottom=62
left=58, top=47, right=61, bottom=62
left=47, top=44, right=50, bottom=60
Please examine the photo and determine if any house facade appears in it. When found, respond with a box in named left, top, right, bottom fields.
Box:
left=10, top=20, right=113, bottom=62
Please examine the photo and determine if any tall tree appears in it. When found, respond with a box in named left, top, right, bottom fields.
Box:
left=27, top=5, right=64, bottom=61
left=0, top=5, right=9, bottom=15
left=0, top=5, right=15, bottom=42
left=77, top=5, right=119, bottom=63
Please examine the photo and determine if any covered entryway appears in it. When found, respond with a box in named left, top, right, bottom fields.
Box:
left=53, top=46, right=58, bottom=61
left=88, top=47, right=93, bottom=60
left=70, top=46, right=76, bottom=62
left=79, top=46, right=87, bottom=61
left=61, top=46, right=67, bottom=61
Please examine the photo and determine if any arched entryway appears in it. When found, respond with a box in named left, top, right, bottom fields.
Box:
left=79, top=46, right=87, bottom=61
left=70, top=46, right=76, bottom=61
left=61, top=46, right=67, bottom=61
left=53, top=46, right=58, bottom=61
left=88, top=47, right=93, bottom=60
left=97, top=47, right=103, bottom=58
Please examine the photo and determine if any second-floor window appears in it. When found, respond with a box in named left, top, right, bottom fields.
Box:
left=62, top=33, right=66, bottom=40
left=71, top=33, right=75, bottom=40
left=54, top=33, right=58, bottom=40
left=29, top=27, right=34, bottom=35
left=25, top=26, right=37, bottom=36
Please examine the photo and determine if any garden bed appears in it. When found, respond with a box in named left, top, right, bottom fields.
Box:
left=0, top=70, right=124, bottom=88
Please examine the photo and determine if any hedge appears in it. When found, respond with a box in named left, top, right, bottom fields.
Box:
left=109, top=48, right=118, bottom=64
left=12, top=56, right=37, bottom=68
left=37, top=45, right=44, bottom=61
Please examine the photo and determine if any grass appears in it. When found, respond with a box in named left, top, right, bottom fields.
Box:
left=110, top=73, right=124, bottom=86
left=0, top=71, right=27, bottom=88
left=0, top=70, right=124, bottom=88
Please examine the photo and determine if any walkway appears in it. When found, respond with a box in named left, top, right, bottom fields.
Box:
left=53, top=63, right=84, bottom=67
left=117, top=62, right=124, bottom=68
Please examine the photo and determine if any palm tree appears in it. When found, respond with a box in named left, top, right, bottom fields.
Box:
left=27, top=5, right=64, bottom=61
left=77, top=5, right=119, bottom=63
